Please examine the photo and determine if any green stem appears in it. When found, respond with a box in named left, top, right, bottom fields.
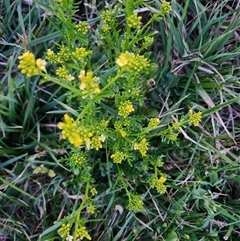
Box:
left=127, top=17, right=155, bottom=50
left=76, top=69, right=123, bottom=122
left=73, top=182, right=90, bottom=241
left=101, top=69, right=123, bottom=92
left=124, top=0, right=134, bottom=50
left=43, top=74, right=83, bottom=97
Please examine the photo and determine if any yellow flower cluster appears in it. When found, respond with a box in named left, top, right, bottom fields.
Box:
left=76, top=21, right=90, bottom=35
left=160, top=1, right=172, bottom=15
left=101, top=10, right=114, bottom=25
left=142, top=36, right=154, bottom=49
left=58, top=114, right=106, bottom=149
left=127, top=194, right=143, bottom=212
left=46, top=46, right=70, bottom=64
left=90, top=187, right=97, bottom=196
left=71, top=152, right=86, bottom=168
left=58, top=114, right=92, bottom=148
left=134, top=138, right=148, bottom=157
left=72, top=47, right=92, bottom=60
left=57, top=45, right=71, bottom=63
left=18, top=51, right=46, bottom=77
left=58, top=223, right=70, bottom=239
left=116, top=51, right=150, bottom=72
left=188, top=109, right=202, bottom=126
left=79, top=70, right=101, bottom=98
left=46, top=49, right=58, bottom=63
left=87, top=203, right=95, bottom=214
left=111, top=152, right=125, bottom=164
left=118, top=100, right=134, bottom=118
left=56, top=66, right=74, bottom=81
left=100, top=119, right=109, bottom=128
left=127, top=13, right=142, bottom=29
left=147, top=118, right=160, bottom=129
left=171, top=121, right=181, bottom=131
left=75, top=226, right=91, bottom=240
left=150, top=176, right=167, bottom=194
left=119, top=129, right=127, bottom=137
left=91, top=135, right=104, bottom=150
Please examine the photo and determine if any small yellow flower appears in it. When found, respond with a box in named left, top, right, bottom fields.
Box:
left=58, top=223, right=70, bottom=239
left=76, top=226, right=91, bottom=240
left=75, top=21, right=90, bottom=35
left=127, top=194, right=143, bottom=212
left=101, top=10, right=114, bottom=25
left=116, top=52, right=150, bottom=72
left=58, top=114, right=83, bottom=147
left=118, top=100, right=134, bottom=118
left=56, top=45, right=70, bottom=63
left=148, top=118, right=160, bottom=129
left=46, top=49, right=58, bottom=63
left=36, top=58, right=47, bottom=72
left=66, top=75, right=75, bottom=81
left=79, top=70, right=101, bottom=98
left=71, top=152, right=86, bottom=168
left=159, top=176, right=167, bottom=184
left=150, top=176, right=167, bottom=194
left=90, top=187, right=97, bottom=196
left=111, top=152, right=125, bottom=164
left=56, top=66, right=71, bottom=80
left=119, top=129, right=127, bottom=137
left=160, top=1, right=172, bottom=15
left=99, top=134, right=106, bottom=142
left=91, top=136, right=103, bottom=150
left=66, top=235, right=73, bottom=241
left=189, top=109, right=202, bottom=126
left=18, top=51, right=46, bottom=77
left=102, top=24, right=111, bottom=33
left=134, top=138, right=148, bottom=157
left=72, top=47, right=92, bottom=60
left=87, top=203, right=95, bottom=214
left=116, top=52, right=134, bottom=67
left=127, top=13, right=142, bottom=29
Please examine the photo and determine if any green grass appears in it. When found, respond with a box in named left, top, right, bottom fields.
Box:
left=1, top=0, right=240, bottom=240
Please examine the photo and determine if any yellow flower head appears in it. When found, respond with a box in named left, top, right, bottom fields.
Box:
left=134, top=138, right=148, bottom=157
left=79, top=70, right=100, bottom=98
left=188, top=109, right=202, bottom=126
left=150, top=176, right=167, bottom=194
left=127, top=13, right=142, bottom=29
left=72, top=47, right=92, bottom=60
left=116, top=51, right=134, bottom=67
left=148, top=118, right=160, bottom=129
left=111, top=152, right=125, bottom=164
left=58, top=223, right=70, bottom=239
left=76, top=226, right=91, bottom=240
left=76, top=21, right=90, bottom=35
left=116, top=52, right=150, bottom=72
left=36, top=58, right=47, bottom=72
left=18, top=51, right=47, bottom=77
left=119, top=129, right=127, bottom=137
left=160, top=1, right=172, bottom=15
left=159, top=176, right=167, bottom=184
left=118, top=100, right=134, bottom=118
left=58, top=114, right=83, bottom=147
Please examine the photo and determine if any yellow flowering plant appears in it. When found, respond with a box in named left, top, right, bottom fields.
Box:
left=17, top=0, right=203, bottom=240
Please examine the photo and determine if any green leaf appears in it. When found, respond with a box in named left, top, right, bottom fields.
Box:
left=209, top=171, right=218, bottom=186
left=166, top=231, right=179, bottom=241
